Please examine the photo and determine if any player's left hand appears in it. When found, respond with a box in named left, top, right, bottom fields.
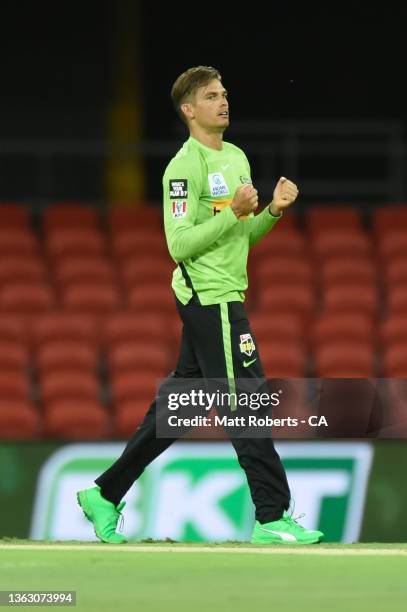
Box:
left=270, top=177, right=299, bottom=214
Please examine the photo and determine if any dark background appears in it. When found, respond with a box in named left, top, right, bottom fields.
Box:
left=0, top=1, right=405, bottom=201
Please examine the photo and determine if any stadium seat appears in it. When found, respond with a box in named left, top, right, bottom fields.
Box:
left=258, top=285, right=315, bottom=319
left=383, top=343, right=407, bottom=377
left=251, top=228, right=306, bottom=258
left=378, top=230, right=407, bottom=261
left=314, top=342, right=375, bottom=377
left=255, top=257, right=314, bottom=286
left=110, top=370, right=160, bottom=403
left=0, top=400, right=41, bottom=439
left=0, top=229, right=38, bottom=256
left=40, top=370, right=100, bottom=404
left=119, top=256, right=174, bottom=287
left=383, top=258, right=407, bottom=287
left=250, top=312, right=304, bottom=343
left=128, top=284, right=177, bottom=314
left=0, top=203, right=31, bottom=228
left=53, top=257, right=115, bottom=285
left=312, top=313, right=374, bottom=348
left=306, top=206, right=362, bottom=235
left=43, top=203, right=100, bottom=230
left=108, top=342, right=169, bottom=374
left=113, top=399, right=149, bottom=438
left=36, top=341, right=98, bottom=372
left=387, top=286, right=407, bottom=314
left=0, top=371, right=30, bottom=400
left=111, top=230, right=168, bottom=260
left=372, top=205, right=407, bottom=236
left=0, top=257, right=47, bottom=284
left=108, top=206, right=162, bottom=231
left=0, top=315, right=27, bottom=343
left=0, top=340, right=29, bottom=370
left=311, top=230, right=371, bottom=260
left=46, top=228, right=106, bottom=258
left=260, top=341, right=306, bottom=377
left=0, top=283, right=56, bottom=313
left=380, top=316, right=407, bottom=348
left=104, top=313, right=167, bottom=346
left=319, top=258, right=376, bottom=286
left=31, top=314, right=97, bottom=347
left=43, top=400, right=110, bottom=439
left=322, top=284, right=378, bottom=317
left=61, top=283, right=122, bottom=313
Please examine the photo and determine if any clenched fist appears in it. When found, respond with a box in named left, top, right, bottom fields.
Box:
left=270, top=177, right=299, bottom=215
left=231, top=184, right=259, bottom=218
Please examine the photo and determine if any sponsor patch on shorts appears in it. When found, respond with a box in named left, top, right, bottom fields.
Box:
left=169, top=179, right=188, bottom=198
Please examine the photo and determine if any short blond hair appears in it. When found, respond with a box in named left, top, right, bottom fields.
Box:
left=171, top=66, right=222, bottom=123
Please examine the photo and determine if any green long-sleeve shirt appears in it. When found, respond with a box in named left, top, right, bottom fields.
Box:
left=163, top=136, right=280, bottom=305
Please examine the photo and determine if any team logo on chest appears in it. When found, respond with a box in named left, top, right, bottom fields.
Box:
left=239, top=333, right=256, bottom=357
left=208, top=172, right=230, bottom=197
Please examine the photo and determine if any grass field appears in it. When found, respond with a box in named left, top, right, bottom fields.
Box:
left=1, top=541, right=406, bottom=611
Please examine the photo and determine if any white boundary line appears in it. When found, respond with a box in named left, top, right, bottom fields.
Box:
left=0, top=544, right=406, bottom=556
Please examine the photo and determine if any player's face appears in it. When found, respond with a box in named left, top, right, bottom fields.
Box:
left=188, top=79, right=229, bottom=131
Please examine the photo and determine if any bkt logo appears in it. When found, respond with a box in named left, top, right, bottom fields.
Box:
left=31, top=442, right=373, bottom=543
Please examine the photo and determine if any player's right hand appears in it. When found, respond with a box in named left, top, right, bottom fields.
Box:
left=231, top=184, right=258, bottom=218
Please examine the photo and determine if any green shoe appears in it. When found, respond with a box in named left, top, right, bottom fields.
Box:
left=77, top=486, right=127, bottom=544
left=251, top=511, right=324, bottom=545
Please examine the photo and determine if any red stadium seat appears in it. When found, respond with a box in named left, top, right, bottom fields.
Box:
left=0, top=315, right=27, bottom=343
left=372, top=205, right=407, bottom=236
left=109, top=206, right=162, bottom=231
left=0, top=229, right=38, bottom=256
left=322, top=284, right=377, bottom=317
left=319, top=258, right=376, bottom=286
left=108, top=342, right=169, bottom=374
left=260, top=341, right=306, bottom=377
left=378, top=230, right=407, bottom=261
left=128, top=284, right=177, bottom=314
left=0, top=203, right=30, bottom=228
left=251, top=229, right=306, bottom=258
left=380, top=316, right=407, bottom=348
left=384, top=258, right=407, bottom=287
left=53, top=257, right=115, bottom=285
left=0, top=400, right=41, bottom=439
left=43, top=203, right=100, bottom=230
left=387, top=287, right=407, bottom=314
left=312, top=313, right=374, bottom=348
left=314, top=342, right=375, bottom=377
left=0, top=283, right=56, bottom=313
left=0, top=371, right=30, bottom=400
left=250, top=312, right=304, bottom=343
left=255, top=258, right=314, bottom=286
left=46, top=228, right=106, bottom=258
left=0, top=257, right=47, bottom=284
left=0, top=340, right=29, bottom=370
left=306, top=206, right=362, bottom=235
left=114, top=400, right=149, bottom=437
left=61, top=283, right=122, bottom=313
left=43, top=400, right=110, bottom=439
left=111, top=230, right=168, bottom=260
left=258, top=285, right=315, bottom=318
left=110, top=370, right=160, bottom=402
left=31, top=314, right=97, bottom=347
left=120, top=256, right=174, bottom=287
left=312, top=230, right=371, bottom=260
left=36, top=341, right=98, bottom=372
left=40, top=370, right=100, bottom=404
left=383, top=343, right=407, bottom=377
left=104, top=313, right=167, bottom=346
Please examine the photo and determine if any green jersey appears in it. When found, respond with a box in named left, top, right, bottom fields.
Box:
left=163, top=136, right=280, bottom=305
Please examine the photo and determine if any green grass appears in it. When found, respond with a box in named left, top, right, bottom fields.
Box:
left=1, top=543, right=407, bottom=611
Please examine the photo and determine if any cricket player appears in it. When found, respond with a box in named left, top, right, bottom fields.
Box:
left=77, top=66, right=324, bottom=545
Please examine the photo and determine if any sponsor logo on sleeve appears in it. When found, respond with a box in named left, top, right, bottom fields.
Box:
left=208, top=172, right=230, bottom=197
left=172, top=201, right=187, bottom=219
left=169, top=179, right=188, bottom=198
